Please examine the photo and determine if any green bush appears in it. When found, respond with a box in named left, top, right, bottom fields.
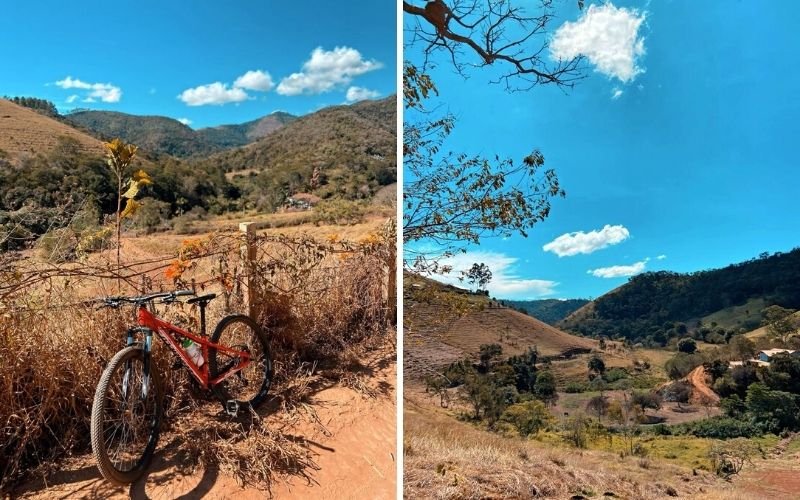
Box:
left=603, top=367, right=629, bottom=383
left=132, top=197, right=172, bottom=234
left=564, top=381, right=587, bottom=393
left=677, top=417, right=762, bottom=439
left=312, top=199, right=366, bottom=225
left=500, top=400, right=553, bottom=437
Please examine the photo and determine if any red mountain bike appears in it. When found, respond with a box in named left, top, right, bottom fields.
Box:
left=89, top=290, right=272, bottom=485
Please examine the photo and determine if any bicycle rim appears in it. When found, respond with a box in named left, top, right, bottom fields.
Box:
left=210, top=315, right=272, bottom=406
left=91, top=347, right=161, bottom=484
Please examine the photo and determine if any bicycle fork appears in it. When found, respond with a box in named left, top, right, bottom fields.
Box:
left=122, top=327, right=154, bottom=400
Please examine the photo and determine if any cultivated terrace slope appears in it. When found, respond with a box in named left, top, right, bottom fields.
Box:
left=0, top=99, right=105, bottom=160
left=404, top=273, right=596, bottom=381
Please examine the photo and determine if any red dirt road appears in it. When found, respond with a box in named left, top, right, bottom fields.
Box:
left=16, top=357, right=396, bottom=500
left=687, top=365, right=720, bottom=404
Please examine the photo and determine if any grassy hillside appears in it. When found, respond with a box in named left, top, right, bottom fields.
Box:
left=502, top=298, right=589, bottom=325
left=0, top=99, right=105, bottom=159
left=404, top=395, right=761, bottom=499
left=404, top=273, right=596, bottom=381
left=560, top=248, right=800, bottom=346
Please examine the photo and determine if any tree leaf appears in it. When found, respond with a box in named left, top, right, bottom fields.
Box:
left=121, top=198, right=141, bottom=219
left=122, top=180, right=140, bottom=199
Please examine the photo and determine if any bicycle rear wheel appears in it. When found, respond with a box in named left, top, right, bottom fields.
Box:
left=90, top=346, right=163, bottom=485
left=209, top=314, right=272, bottom=409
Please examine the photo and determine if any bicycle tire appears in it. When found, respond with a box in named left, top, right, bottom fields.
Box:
left=209, top=314, right=273, bottom=409
left=90, top=346, right=163, bottom=485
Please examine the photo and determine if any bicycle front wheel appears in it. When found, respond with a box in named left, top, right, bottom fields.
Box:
left=209, top=314, right=273, bottom=409
left=90, top=346, right=163, bottom=485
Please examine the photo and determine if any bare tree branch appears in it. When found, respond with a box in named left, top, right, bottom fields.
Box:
left=404, top=0, right=585, bottom=91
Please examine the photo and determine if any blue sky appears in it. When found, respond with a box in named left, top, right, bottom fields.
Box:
left=405, top=1, right=800, bottom=300
left=0, top=0, right=396, bottom=127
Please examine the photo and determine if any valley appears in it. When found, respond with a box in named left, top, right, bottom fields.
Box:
left=404, top=250, right=800, bottom=499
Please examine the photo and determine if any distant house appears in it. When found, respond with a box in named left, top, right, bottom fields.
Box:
left=757, top=349, right=798, bottom=362
left=286, top=192, right=322, bottom=210
left=729, top=359, right=770, bottom=368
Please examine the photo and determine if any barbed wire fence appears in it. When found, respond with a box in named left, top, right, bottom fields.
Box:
left=0, top=219, right=397, bottom=333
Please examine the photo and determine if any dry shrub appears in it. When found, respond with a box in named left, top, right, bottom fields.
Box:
left=250, top=231, right=393, bottom=365
left=0, top=224, right=394, bottom=493
left=0, top=304, right=183, bottom=491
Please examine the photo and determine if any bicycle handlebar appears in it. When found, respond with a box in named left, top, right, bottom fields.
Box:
left=98, top=290, right=195, bottom=308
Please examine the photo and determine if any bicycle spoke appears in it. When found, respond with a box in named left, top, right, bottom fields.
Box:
left=99, top=351, right=159, bottom=473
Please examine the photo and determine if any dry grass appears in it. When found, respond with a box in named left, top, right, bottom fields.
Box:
left=0, top=224, right=395, bottom=494
left=404, top=400, right=750, bottom=499
left=0, top=99, right=105, bottom=160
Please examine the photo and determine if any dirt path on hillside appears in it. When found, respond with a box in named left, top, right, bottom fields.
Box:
left=737, top=434, right=800, bottom=499
left=687, top=366, right=720, bottom=404
left=16, top=357, right=396, bottom=500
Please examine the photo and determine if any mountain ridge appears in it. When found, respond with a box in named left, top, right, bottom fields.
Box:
left=65, top=108, right=298, bottom=157
left=559, top=247, right=800, bottom=346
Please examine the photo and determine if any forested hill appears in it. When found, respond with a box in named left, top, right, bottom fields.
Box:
left=559, top=248, right=800, bottom=345
left=501, top=298, right=589, bottom=325
left=197, top=96, right=397, bottom=201
left=65, top=110, right=297, bottom=157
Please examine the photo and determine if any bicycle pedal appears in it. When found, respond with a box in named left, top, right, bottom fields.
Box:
left=224, top=400, right=239, bottom=417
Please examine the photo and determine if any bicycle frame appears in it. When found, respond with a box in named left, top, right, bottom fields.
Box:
left=133, top=305, right=252, bottom=389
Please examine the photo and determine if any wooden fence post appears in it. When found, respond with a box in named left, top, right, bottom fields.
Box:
left=384, top=245, right=397, bottom=324
left=239, top=222, right=257, bottom=320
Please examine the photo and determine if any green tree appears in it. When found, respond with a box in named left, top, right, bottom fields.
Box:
left=745, top=383, right=800, bottom=432
left=478, top=343, right=502, bottom=371
left=533, top=370, right=558, bottom=406
left=762, top=305, right=798, bottom=345
left=464, top=262, right=492, bottom=293
left=500, top=400, right=553, bottom=437
left=588, top=355, right=606, bottom=377
left=586, top=395, right=610, bottom=422
left=678, top=337, right=697, bottom=354
left=730, top=335, right=756, bottom=361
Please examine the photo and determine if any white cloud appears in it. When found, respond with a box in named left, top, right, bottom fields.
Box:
left=588, top=258, right=648, bottom=278
left=178, top=82, right=249, bottom=106
left=234, top=70, right=274, bottom=91
left=656, top=254, right=667, bottom=260
left=65, top=95, right=78, bottom=104
left=436, top=251, right=558, bottom=299
left=177, top=118, right=192, bottom=126
left=551, top=3, right=646, bottom=83
left=345, top=86, right=380, bottom=102
left=55, top=76, right=122, bottom=103
left=543, top=224, right=630, bottom=257
left=277, top=46, right=382, bottom=96
left=611, top=87, right=623, bottom=99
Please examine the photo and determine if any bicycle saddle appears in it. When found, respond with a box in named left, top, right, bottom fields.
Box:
left=187, top=293, right=217, bottom=305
